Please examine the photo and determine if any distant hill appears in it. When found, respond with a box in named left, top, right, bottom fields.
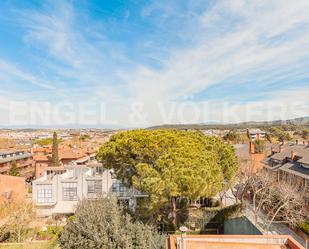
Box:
left=147, top=116, right=309, bottom=130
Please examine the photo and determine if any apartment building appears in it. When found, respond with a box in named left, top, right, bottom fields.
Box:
left=0, top=150, right=35, bottom=180
left=32, top=165, right=147, bottom=217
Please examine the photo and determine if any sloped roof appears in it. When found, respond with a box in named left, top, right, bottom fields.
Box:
left=279, top=162, right=309, bottom=180
left=270, top=144, right=309, bottom=161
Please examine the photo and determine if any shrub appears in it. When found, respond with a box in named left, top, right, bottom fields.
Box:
left=37, top=226, right=64, bottom=240
left=60, top=197, right=166, bottom=249
left=298, top=221, right=309, bottom=235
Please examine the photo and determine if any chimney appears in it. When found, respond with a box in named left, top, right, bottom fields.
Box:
left=291, top=151, right=296, bottom=160
left=249, top=141, right=255, bottom=154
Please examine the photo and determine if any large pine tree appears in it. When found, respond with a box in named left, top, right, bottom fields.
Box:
left=51, top=131, right=59, bottom=166
left=97, top=129, right=239, bottom=228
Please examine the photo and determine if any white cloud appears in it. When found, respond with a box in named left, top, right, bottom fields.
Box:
left=1, top=0, right=309, bottom=127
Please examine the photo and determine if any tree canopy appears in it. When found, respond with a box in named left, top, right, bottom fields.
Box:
left=51, top=131, right=60, bottom=166
left=97, top=129, right=238, bottom=226
left=8, top=161, right=20, bottom=177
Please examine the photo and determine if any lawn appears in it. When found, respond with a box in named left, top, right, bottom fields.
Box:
left=0, top=240, right=60, bottom=249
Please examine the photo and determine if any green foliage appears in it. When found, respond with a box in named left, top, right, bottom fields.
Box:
left=301, top=129, right=309, bottom=140
left=37, top=226, right=64, bottom=240
left=267, top=127, right=293, bottom=143
left=8, top=161, right=20, bottom=177
left=278, top=131, right=292, bottom=143
left=183, top=203, right=242, bottom=232
left=60, top=197, right=166, bottom=249
left=298, top=221, right=309, bottom=235
left=223, top=131, right=240, bottom=143
left=79, top=134, right=90, bottom=141
left=97, top=129, right=238, bottom=226
left=34, top=138, right=60, bottom=146
left=51, top=132, right=59, bottom=166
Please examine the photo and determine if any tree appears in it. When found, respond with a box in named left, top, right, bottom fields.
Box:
left=97, top=129, right=238, bottom=227
left=232, top=158, right=256, bottom=204
left=265, top=181, right=308, bottom=230
left=278, top=131, right=292, bottom=143
left=51, top=131, right=59, bottom=166
left=247, top=173, right=308, bottom=230
left=60, top=197, right=166, bottom=249
left=8, top=161, right=20, bottom=177
left=79, top=134, right=90, bottom=141
left=0, top=200, right=34, bottom=242
left=248, top=172, right=274, bottom=224
left=301, top=129, right=309, bottom=140
left=223, top=131, right=240, bottom=143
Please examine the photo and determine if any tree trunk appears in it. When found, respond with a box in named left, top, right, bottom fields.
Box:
left=171, top=197, right=177, bottom=228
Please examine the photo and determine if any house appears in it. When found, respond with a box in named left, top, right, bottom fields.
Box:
left=263, top=142, right=309, bottom=202
left=234, top=142, right=268, bottom=173
left=32, top=165, right=147, bottom=217
left=166, top=235, right=304, bottom=249
left=0, top=150, right=35, bottom=180
left=247, top=129, right=266, bottom=141
left=32, top=145, right=98, bottom=178
left=0, top=174, right=27, bottom=204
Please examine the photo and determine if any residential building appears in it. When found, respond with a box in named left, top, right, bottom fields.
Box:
left=247, top=129, right=266, bottom=141
left=234, top=142, right=268, bottom=173
left=0, top=150, right=35, bottom=180
left=263, top=142, right=309, bottom=202
left=0, top=175, right=27, bottom=204
left=32, top=145, right=97, bottom=178
left=32, top=165, right=147, bottom=217
left=166, top=235, right=305, bottom=249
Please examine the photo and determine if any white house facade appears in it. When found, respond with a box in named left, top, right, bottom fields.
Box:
left=32, top=165, right=147, bottom=217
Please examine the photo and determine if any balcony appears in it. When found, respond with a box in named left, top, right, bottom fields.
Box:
left=112, top=189, right=148, bottom=198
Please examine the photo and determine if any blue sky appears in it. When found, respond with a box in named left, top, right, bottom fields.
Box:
left=0, top=0, right=308, bottom=127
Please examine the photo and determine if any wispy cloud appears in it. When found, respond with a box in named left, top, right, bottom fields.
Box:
left=0, top=0, right=308, bottom=127
left=0, top=59, right=55, bottom=90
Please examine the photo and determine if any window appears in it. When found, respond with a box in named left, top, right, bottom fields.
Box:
left=95, top=166, right=103, bottom=175
left=87, top=180, right=102, bottom=194
left=37, top=184, right=52, bottom=203
left=119, top=183, right=127, bottom=192
left=112, top=182, right=128, bottom=193
left=62, top=182, right=77, bottom=201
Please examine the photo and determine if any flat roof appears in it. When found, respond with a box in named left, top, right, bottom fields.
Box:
left=166, top=235, right=304, bottom=249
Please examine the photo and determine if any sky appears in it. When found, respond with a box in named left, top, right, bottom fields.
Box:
left=0, top=0, right=308, bottom=128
